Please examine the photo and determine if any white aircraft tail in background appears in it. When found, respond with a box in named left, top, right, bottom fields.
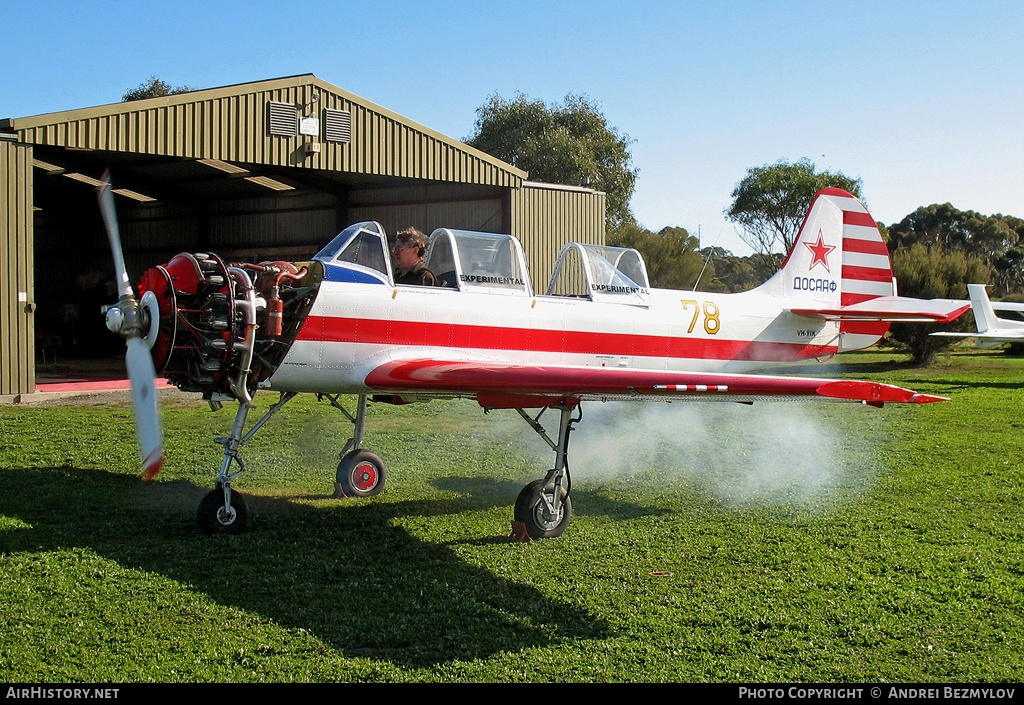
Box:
left=933, top=284, right=1024, bottom=348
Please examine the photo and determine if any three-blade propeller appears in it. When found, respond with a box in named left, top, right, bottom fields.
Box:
left=98, top=171, right=165, bottom=480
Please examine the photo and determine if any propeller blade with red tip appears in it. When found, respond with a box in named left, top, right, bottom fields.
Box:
left=97, top=172, right=165, bottom=480
left=127, top=336, right=165, bottom=480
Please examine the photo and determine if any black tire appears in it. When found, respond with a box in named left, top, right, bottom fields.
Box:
left=197, top=486, right=248, bottom=535
left=514, top=478, right=572, bottom=539
left=336, top=450, right=387, bottom=497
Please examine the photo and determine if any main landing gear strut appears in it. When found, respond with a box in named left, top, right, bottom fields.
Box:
left=196, top=392, right=388, bottom=534
left=511, top=402, right=580, bottom=540
left=197, top=393, right=579, bottom=540
left=324, top=394, right=387, bottom=498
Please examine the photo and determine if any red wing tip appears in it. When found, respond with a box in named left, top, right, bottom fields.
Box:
left=140, top=449, right=164, bottom=482
left=910, top=393, right=950, bottom=404
left=932, top=304, right=972, bottom=323
left=817, top=380, right=948, bottom=404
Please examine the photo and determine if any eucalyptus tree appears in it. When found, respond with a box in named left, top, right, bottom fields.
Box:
left=467, top=93, right=638, bottom=229
left=726, top=158, right=863, bottom=271
left=122, top=76, right=196, bottom=102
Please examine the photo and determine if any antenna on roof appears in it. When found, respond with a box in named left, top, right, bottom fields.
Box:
left=692, top=224, right=724, bottom=291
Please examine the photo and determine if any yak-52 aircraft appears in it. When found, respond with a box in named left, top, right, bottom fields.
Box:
left=932, top=284, right=1024, bottom=347
left=99, top=177, right=969, bottom=539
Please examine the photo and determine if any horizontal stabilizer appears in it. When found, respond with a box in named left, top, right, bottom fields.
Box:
left=790, top=296, right=969, bottom=323
left=929, top=331, right=1024, bottom=347
left=991, top=301, right=1024, bottom=313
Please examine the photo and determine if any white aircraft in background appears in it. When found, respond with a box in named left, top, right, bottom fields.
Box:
left=99, top=178, right=969, bottom=540
left=933, top=284, right=1024, bottom=347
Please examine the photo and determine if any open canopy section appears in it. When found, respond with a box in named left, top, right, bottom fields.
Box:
left=425, top=229, right=532, bottom=295
left=546, top=242, right=650, bottom=305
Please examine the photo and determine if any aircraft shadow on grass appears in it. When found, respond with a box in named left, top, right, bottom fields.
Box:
left=0, top=466, right=619, bottom=669
left=904, top=378, right=1024, bottom=393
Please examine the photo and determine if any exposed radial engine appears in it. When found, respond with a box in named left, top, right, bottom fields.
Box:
left=137, top=252, right=322, bottom=402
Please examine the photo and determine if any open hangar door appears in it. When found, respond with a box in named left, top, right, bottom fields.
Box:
left=29, top=145, right=507, bottom=374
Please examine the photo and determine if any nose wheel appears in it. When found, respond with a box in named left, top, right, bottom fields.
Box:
left=197, top=485, right=248, bottom=535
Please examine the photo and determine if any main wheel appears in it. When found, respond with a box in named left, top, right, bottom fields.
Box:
left=336, top=450, right=387, bottom=497
left=197, top=486, right=248, bottom=535
left=514, top=478, right=572, bottom=539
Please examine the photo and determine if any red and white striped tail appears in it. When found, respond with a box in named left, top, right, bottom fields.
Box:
left=830, top=188, right=894, bottom=351
left=772, top=188, right=893, bottom=351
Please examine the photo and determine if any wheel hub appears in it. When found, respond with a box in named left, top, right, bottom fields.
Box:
left=534, top=495, right=564, bottom=529
left=353, top=462, right=378, bottom=491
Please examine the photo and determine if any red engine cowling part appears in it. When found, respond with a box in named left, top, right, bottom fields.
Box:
left=135, top=253, right=320, bottom=399
left=137, top=252, right=236, bottom=394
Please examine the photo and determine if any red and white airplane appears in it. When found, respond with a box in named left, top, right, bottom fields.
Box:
left=100, top=179, right=969, bottom=539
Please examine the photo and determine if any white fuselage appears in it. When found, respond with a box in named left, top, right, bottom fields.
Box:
left=265, top=275, right=840, bottom=395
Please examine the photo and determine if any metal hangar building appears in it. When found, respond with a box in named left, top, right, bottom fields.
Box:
left=0, top=74, right=606, bottom=397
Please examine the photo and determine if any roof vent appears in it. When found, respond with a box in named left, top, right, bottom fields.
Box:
left=323, top=108, right=352, bottom=143
left=267, top=101, right=299, bottom=137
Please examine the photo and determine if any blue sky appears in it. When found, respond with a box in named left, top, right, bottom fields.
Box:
left=3, top=0, right=1021, bottom=255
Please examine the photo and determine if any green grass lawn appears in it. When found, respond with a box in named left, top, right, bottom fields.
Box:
left=1, top=349, right=1022, bottom=682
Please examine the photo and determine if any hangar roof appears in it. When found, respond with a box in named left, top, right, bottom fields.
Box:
left=0, top=74, right=527, bottom=203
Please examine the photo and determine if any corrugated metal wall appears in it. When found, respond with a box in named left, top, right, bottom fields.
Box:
left=204, top=192, right=340, bottom=257
left=348, top=182, right=507, bottom=241
left=510, top=182, right=606, bottom=291
left=108, top=187, right=509, bottom=263
left=0, top=139, right=34, bottom=396
left=106, top=192, right=342, bottom=264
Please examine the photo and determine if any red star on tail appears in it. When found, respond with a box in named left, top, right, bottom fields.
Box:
left=804, top=231, right=836, bottom=272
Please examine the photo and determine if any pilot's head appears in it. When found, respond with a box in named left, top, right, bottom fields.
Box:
left=394, top=227, right=428, bottom=274
left=395, top=228, right=428, bottom=257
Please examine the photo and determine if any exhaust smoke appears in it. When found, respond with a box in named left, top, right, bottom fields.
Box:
left=566, top=400, right=877, bottom=510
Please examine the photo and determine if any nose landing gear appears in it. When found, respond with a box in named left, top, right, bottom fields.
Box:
left=197, top=484, right=249, bottom=535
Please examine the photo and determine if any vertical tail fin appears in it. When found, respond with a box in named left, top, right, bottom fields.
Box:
left=966, top=284, right=999, bottom=333
left=761, top=188, right=894, bottom=350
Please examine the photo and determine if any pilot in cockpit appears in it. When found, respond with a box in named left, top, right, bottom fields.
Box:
left=392, top=227, right=439, bottom=287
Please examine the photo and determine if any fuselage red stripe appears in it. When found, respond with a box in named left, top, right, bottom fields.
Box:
left=297, top=315, right=838, bottom=362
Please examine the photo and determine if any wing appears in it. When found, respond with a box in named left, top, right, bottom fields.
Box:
left=364, top=359, right=946, bottom=408
left=789, top=296, right=970, bottom=323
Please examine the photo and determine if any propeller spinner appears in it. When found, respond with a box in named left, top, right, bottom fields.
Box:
left=98, top=171, right=165, bottom=480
